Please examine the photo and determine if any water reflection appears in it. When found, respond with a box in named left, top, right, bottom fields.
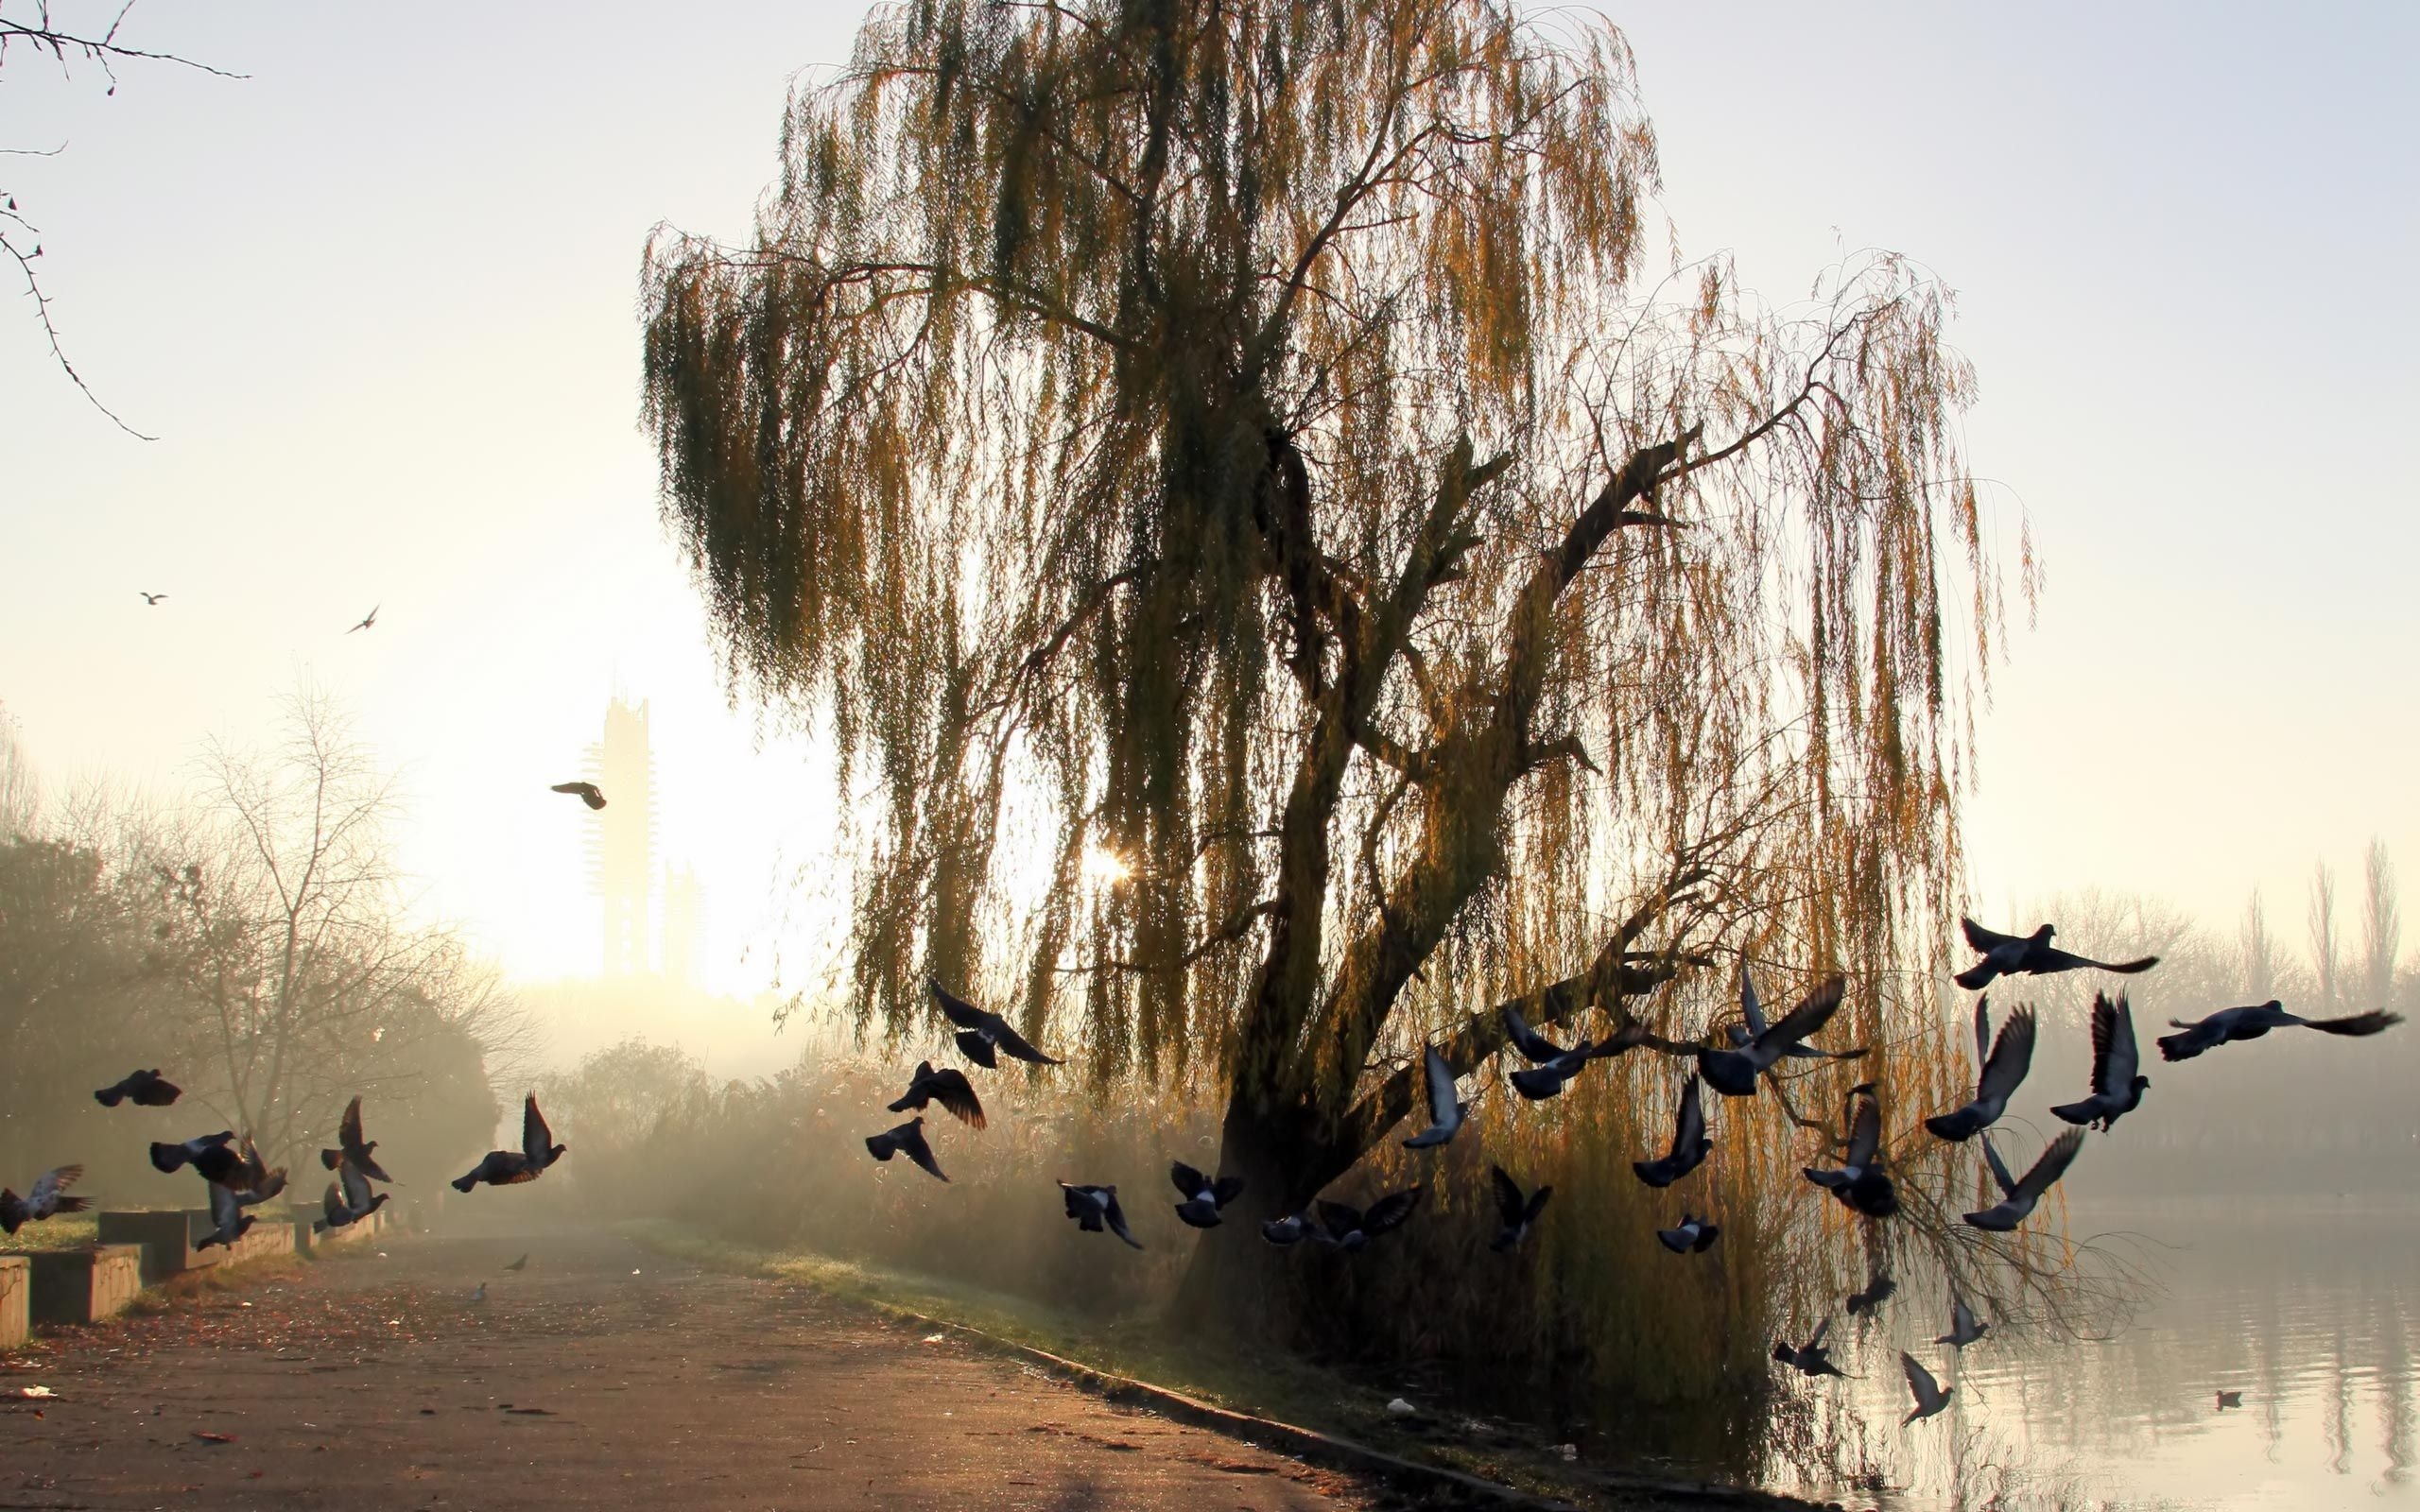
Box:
left=1763, top=1195, right=2420, bottom=1509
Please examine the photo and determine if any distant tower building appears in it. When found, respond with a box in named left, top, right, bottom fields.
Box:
left=586, top=697, right=657, bottom=975
left=661, top=865, right=702, bottom=985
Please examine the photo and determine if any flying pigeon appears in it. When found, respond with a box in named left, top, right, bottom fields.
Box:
left=1845, top=1271, right=1896, bottom=1317
left=1488, top=1165, right=1553, bottom=1252
left=1260, top=1213, right=1319, bottom=1246
left=549, top=781, right=607, bottom=810
left=887, top=1060, right=987, bottom=1128
left=1801, top=1084, right=1899, bottom=1218
left=1900, top=1352, right=1953, bottom=1424
left=1699, top=974, right=1846, bottom=1096
left=2217, top=1390, right=2243, bottom=1410
left=95, top=1068, right=181, bottom=1108
left=1168, top=1161, right=1246, bottom=1228
left=1656, top=1212, right=1720, bottom=1254
left=348, top=604, right=379, bottom=633
left=929, top=979, right=1063, bottom=1068
left=1935, top=1293, right=1988, bottom=1349
left=1954, top=917, right=2157, bottom=991
left=233, top=1138, right=287, bottom=1207
left=0, top=1166, right=89, bottom=1234
left=505, top=1253, right=530, bottom=1272
left=1773, top=1318, right=1852, bottom=1378
left=139, top=592, right=167, bottom=605
left=1964, top=1128, right=2085, bottom=1231
left=2155, top=1001, right=2404, bottom=1062
left=1632, top=1074, right=1712, bottom=1188
left=194, top=1179, right=255, bottom=1251
left=150, top=1130, right=248, bottom=1188
left=1401, top=1046, right=1472, bottom=1148
left=2051, top=993, right=2151, bottom=1130
left=1316, top=1187, right=1424, bottom=1251
left=863, top=1117, right=948, bottom=1182
left=314, top=1160, right=389, bottom=1233
left=320, top=1095, right=396, bottom=1184
left=1729, top=963, right=1866, bottom=1062
left=1059, top=1183, right=1143, bottom=1248
left=1925, top=999, right=2036, bottom=1142
left=452, top=1094, right=567, bottom=1191
left=1502, top=1007, right=1634, bottom=1099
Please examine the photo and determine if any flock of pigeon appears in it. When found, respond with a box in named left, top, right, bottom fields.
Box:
left=869, top=919, right=2402, bottom=1430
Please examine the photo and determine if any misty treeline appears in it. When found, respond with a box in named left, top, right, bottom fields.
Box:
left=0, top=694, right=524, bottom=1198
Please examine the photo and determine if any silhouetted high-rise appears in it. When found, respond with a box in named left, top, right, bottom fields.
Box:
left=587, top=697, right=657, bottom=975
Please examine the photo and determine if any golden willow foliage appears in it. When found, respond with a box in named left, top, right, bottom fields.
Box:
left=640, top=0, right=2006, bottom=1225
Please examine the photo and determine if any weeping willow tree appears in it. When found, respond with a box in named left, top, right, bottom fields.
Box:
left=642, top=0, right=2013, bottom=1310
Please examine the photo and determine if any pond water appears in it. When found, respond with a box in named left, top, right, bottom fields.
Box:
left=1767, top=1194, right=2420, bottom=1510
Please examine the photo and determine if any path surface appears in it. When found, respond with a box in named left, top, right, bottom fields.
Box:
left=0, top=1229, right=1382, bottom=1510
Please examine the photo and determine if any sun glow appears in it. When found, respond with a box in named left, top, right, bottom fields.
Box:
left=1080, top=846, right=1132, bottom=885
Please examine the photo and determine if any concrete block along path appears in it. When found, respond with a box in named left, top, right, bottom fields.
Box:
left=0, top=1229, right=1384, bottom=1511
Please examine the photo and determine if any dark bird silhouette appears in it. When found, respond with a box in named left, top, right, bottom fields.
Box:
left=1317, top=1187, right=1423, bottom=1251
left=1901, top=1352, right=1953, bottom=1423
left=928, top=978, right=1063, bottom=1068
left=233, top=1138, right=287, bottom=1207
left=313, top=1160, right=389, bottom=1233
left=195, top=1179, right=255, bottom=1251
left=1845, top=1271, right=1896, bottom=1317
left=1954, top=917, right=2157, bottom=991
left=2053, top=993, right=2151, bottom=1130
left=1965, top=1129, right=2085, bottom=1231
left=139, top=592, right=167, bottom=605
left=886, top=1060, right=986, bottom=1128
left=1503, top=1006, right=1634, bottom=1099
left=348, top=604, right=379, bottom=633
left=505, top=1253, right=530, bottom=1272
left=1402, top=1047, right=1473, bottom=1148
left=1632, top=1074, right=1712, bottom=1188
left=1168, top=1161, right=1246, bottom=1228
left=550, top=781, right=607, bottom=810
left=0, top=1166, right=89, bottom=1234
left=1773, top=1318, right=1853, bottom=1378
left=1488, top=1166, right=1553, bottom=1252
left=2155, top=1001, right=2405, bottom=1062
left=150, top=1130, right=248, bottom=1188
left=2217, top=1390, right=2243, bottom=1410
left=1925, top=999, right=2036, bottom=1142
left=94, top=1068, right=181, bottom=1108
left=1699, top=974, right=1845, bottom=1096
left=1935, top=1293, right=1988, bottom=1349
left=1656, top=1212, right=1720, bottom=1254
left=1729, top=962, right=1866, bottom=1062
left=1802, top=1084, right=1899, bottom=1218
left=863, top=1117, right=948, bottom=1182
left=1059, top=1183, right=1142, bottom=1248
left=1260, top=1213, right=1318, bottom=1246
left=452, top=1094, right=567, bottom=1192
left=320, top=1096, right=396, bottom=1184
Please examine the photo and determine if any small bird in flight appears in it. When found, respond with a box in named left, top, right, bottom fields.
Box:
left=2155, top=1001, right=2404, bottom=1061
left=550, top=782, right=608, bottom=811
left=320, top=1095, right=397, bottom=1184
left=347, top=604, right=379, bottom=633
left=928, top=979, right=1064, bottom=1068
left=95, top=1068, right=182, bottom=1108
left=1059, top=1182, right=1143, bottom=1248
left=139, top=592, right=166, bottom=605
left=1401, top=1046, right=1473, bottom=1148
left=1954, top=917, right=2157, bottom=990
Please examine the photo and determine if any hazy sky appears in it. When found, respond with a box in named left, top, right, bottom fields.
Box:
left=3, top=3, right=2413, bottom=998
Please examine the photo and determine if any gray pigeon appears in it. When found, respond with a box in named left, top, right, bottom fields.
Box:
left=1316, top=1187, right=1422, bottom=1251
left=314, top=1160, right=389, bottom=1233
left=320, top=1095, right=397, bottom=1183
left=1260, top=1212, right=1319, bottom=1246
left=2052, top=993, right=2150, bottom=1130
left=1729, top=962, right=1866, bottom=1062
left=1699, top=975, right=1845, bottom=1096
left=929, top=979, right=1064, bottom=1068
left=1401, top=1047, right=1472, bottom=1148
left=1773, top=1317, right=1853, bottom=1378
left=863, top=1117, right=949, bottom=1182
left=1169, top=1161, right=1246, bottom=1228
left=1655, top=1212, right=1720, bottom=1254
left=2156, top=1001, right=2404, bottom=1062
left=1935, top=1293, right=1988, bottom=1349
left=94, top=1068, right=181, bottom=1108
left=232, top=1138, right=288, bottom=1208
left=1955, top=917, right=2157, bottom=990
left=1487, top=1166, right=1552, bottom=1252
left=1925, top=998, right=2036, bottom=1142
left=1503, top=1007, right=1634, bottom=1099
left=1964, top=1128, right=2085, bottom=1231
left=1631, top=1074, right=1712, bottom=1188
left=0, top=1165, right=89, bottom=1234
left=1845, top=1270, right=1896, bottom=1317
left=453, top=1094, right=568, bottom=1191
left=1059, top=1182, right=1143, bottom=1248
left=194, top=1178, right=254, bottom=1251
left=1901, top=1351, right=1953, bottom=1423
left=1802, top=1085, right=1898, bottom=1218
left=150, top=1130, right=247, bottom=1188
left=887, top=1060, right=987, bottom=1127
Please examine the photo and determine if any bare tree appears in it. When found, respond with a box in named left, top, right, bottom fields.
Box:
left=2360, top=838, right=2399, bottom=1009
left=2241, top=888, right=2278, bottom=1003
left=2308, top=861, right=2341, bottom=1012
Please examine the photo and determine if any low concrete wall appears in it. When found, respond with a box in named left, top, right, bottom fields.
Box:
left=216, top=1220, right=295, bottom=1267
left=28, top=1246, right=144, bottom=1326
left=0, top=1256, right=27, bottom=1349
left=95, top=1210, right=198, bottom=1285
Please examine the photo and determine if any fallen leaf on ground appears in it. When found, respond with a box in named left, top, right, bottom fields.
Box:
left=19, top=1385, right=57, bottom=1400
left=193, top=1431, right=237, bottom=1444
